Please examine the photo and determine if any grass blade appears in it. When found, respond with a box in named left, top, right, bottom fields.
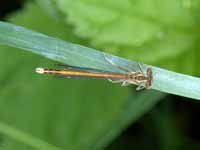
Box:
left=0, top=122, right=59, bottom=150
left=0, top=21, right=200, bottom=100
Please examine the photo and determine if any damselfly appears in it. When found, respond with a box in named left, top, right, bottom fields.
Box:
left=36, top=58, right=152, bottom=90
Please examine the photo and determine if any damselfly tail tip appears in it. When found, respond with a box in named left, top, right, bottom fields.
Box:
left=36, top=68, right=45, bottom=74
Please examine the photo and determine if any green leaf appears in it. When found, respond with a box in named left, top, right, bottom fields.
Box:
left=0, top=2, right=164, bottom=150
left=1, top=1, right=200, bottom=150
left=36, top=0, right=61, bottom=20
left=56, top=0, right=199, bottom=73
left=1, top=18, right=200, bottom=100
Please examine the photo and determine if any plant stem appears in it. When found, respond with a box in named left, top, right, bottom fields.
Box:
left=0, top=122, right=60, bottom=150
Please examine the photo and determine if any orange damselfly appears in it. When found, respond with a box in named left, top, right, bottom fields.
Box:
left=35, top=59, right=152, bottom=90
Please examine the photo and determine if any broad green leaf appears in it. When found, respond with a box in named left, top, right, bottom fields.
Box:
left=0, top=2, right=165, bottom=150
left=56, top=0, right=200, bottom=73
left=36, top=0, right=61, bottom=20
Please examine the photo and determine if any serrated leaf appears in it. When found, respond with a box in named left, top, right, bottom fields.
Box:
left=56, top=0, right=199, bottom=72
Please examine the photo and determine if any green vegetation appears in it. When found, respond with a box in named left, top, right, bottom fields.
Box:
left=0, top=1, right=200, bottom=150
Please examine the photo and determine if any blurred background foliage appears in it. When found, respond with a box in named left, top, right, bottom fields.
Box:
left=0, top=0, right=200, bottom=150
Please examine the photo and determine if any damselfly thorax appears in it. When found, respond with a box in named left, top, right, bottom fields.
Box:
left=120, top=68, right=152, bottom=90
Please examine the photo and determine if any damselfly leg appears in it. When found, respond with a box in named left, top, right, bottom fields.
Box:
left=104, top=54, right=152, bottom=90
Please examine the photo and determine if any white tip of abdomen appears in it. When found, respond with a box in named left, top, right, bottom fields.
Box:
left=35, top=68, right=45, bottom=74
